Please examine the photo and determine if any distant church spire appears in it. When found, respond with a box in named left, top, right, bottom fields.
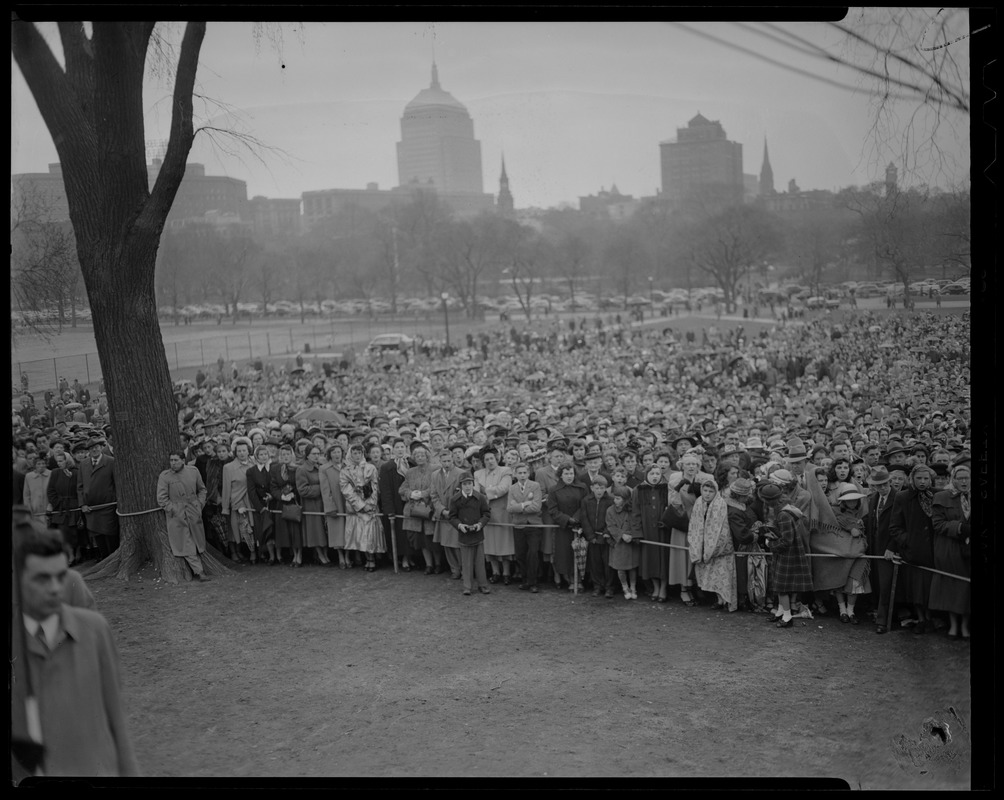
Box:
left=497, top=153, right=514, bottom=216
left=431, top=61, right=440, bottom=90
left=759, top=137, right=775, bottom=196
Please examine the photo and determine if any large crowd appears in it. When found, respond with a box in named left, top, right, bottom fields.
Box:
left=13, top=308, right=973, bottom=638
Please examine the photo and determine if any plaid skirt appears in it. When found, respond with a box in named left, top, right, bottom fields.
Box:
left=769, top=531, right=813, bottom=594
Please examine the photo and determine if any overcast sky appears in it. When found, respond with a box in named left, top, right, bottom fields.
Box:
left=11, top=15, right=973, bottom=209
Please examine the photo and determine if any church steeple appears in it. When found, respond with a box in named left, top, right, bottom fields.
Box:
left=431, top=61, right=440, bottom=90
left=759, top=137, right=775, bottom=196
left=497, top=154, right=514, bottom=216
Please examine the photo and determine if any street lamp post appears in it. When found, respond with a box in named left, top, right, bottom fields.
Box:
left=648, top=276, right=654, bottom=304
left=441, top=291, right=451, bottom=349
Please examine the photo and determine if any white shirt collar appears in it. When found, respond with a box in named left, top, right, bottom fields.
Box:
left=23, top=613, right=60, bottom=648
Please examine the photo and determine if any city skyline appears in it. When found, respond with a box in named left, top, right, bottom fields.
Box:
left=11, top=18, right=972, bottom=210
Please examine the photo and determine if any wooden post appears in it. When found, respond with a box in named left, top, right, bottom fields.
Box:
left=886, top=562, right=899, bottom=631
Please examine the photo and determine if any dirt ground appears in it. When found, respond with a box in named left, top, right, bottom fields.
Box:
left=84, top=555, right=973, bottom=787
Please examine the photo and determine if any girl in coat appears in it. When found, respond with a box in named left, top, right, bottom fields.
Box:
left=634, top=465, right=670, bottom=602
left=297, top=445, right=332, bottom=565
left=929, top=464, right=971, bottom=639
left=606, top=485, right=641, bottom=599
left=759, top=480, right=813, bottom=629
left=688, top=478, right=738, bottom=612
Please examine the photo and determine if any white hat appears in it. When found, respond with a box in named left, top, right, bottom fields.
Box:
left=836, top=483, right=866, bottom=502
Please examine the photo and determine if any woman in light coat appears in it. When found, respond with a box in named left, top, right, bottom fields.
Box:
left=319, top=444, right=349, bottom=568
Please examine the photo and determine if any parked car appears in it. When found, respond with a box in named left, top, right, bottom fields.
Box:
left=366, top=333, right=415, bottom=355
left=941, top=282, right=968, bottom=295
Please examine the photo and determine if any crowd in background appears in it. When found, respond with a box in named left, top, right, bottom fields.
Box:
left=12, top=309, right=972, bottom=637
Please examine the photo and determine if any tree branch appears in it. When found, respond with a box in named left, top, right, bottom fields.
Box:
left=144, top=21, right=207, bottom=234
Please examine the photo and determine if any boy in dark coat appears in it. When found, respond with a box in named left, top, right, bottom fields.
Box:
left=447, top=473, right=491, bottom=596
left=580, top=475, right=615, bottom=597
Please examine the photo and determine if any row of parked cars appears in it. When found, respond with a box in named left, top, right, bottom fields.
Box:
left=154, top=275, right=971, bottom=323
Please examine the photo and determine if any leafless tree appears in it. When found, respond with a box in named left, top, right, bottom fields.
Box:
left=10, top=184, right=83, bottom=337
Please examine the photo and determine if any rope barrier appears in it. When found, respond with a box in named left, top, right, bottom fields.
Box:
left=37, top=502, right=968, bottom=585
left=243, top=507, right=971, bottom=584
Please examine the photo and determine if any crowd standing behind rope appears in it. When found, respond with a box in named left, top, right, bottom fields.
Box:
left=11, top=310, right=972, bottom=639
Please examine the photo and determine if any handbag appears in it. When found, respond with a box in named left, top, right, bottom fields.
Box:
left=281, top=503, right=302, bottom=523
left=405, top=498, right=432, bottom=520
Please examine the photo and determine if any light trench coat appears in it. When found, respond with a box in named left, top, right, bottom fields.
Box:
left=156, top=465, right=207, bottom=557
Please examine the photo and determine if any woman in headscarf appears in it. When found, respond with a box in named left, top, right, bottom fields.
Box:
left=475, top=448, right=515, bottom=584
left=297, top=444, right=332, bottom=565
left=340, top=442, right=385, bottom=571
left=401, top=443, right=440, bottom=574
left=634, top=464, right=670, bottom=602
left=687, top=478, right=738, bottom=611
left=665, top=451, right=711, bottom=605
left=221, top=437, right=256, bottom=564
left=724, top=476, right=767, bottom=612
left=888, top=464, right=937, bottom=634
left=320, top=443, right=349, bottom=568
left=246, top=444, right=277, bottom=565
left=929, top=464, right=972, bottom=639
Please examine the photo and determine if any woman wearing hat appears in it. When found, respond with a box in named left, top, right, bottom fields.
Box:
left=758, top=480, right=813, bottom=628
left=888, top=464, right=937, bottom=634
left=810, top=482, right=872, bottom=624
left=320, top=444, right=349, bottom=568
left=297, top=445, right=333, bottom=566
left=475, top=448, right=515, bottom=585
left=724, top=477, right=767, bottom=612
left=929, top=464, right=971, bottom=640
left=664, top=452, right=711, bottom=605
left=401, top=444, right=441, bottom=575
left=339, top=443, right=385, bottom=572
left=687, top=478, right=737, bottom=612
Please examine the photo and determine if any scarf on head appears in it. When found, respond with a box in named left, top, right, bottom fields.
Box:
left=949, top=471, right=971, bottom=519
left=687, top=494, right=732, bottom=563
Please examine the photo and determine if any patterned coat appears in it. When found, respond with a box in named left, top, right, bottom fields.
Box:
left=766, top=505, right=813, bottom=593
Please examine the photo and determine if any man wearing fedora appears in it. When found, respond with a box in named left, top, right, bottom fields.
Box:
left=864, top=466, right=900, bottom=634
left=77, top=437, right=119, bottom=561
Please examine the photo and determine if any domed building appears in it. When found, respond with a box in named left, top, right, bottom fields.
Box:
left=396, top=63, right=488, bottom=198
